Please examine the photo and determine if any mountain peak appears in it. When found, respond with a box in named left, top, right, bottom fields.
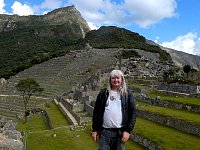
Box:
left=43, top=5, right=90, bottom=34
left=45, top=5, right=78, bottom=16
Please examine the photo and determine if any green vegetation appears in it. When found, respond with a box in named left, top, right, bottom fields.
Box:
left=0, top=19, right=86, bottom=79
left=17, top=115, right=47, bottom=132
left=0, top=24, right=171, bottom=79
left=42, top=102, right=71, bottom=128
left=129, top=83, right=150, bottom=89
left=23, top=124, right=144, bottom=150
left=183, top=64, right=191, bottom=77
left=148, top=91, right=200, bottom=106
left=84, top=26, right=171, bottom=61
left=16, top=101, right=200, bottom=150
left=121, top=50, right=140, bottom=59
left=16, top=78, right=43, bottom=122
left=0, top=95, right=49, bottom=105
left=137, top=101, right=200, bottom=125
left=135, top=117, right=200, bottom=150
left=0, top=95, right=50, bottom=120
left=16, top=101, right=144, bottom=150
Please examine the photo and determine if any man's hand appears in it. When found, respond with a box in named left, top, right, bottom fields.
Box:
left=91, top=131, right=99, bottom=142
left=121, top=131, right=130, bottom=143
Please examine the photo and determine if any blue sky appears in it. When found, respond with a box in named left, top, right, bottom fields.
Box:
left=0, top=0, right=200, bottom=56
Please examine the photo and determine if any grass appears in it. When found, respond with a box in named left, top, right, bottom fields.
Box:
left=0, top=95, right=51, bottom=120
left=14, top=107, right=200, bottom=150
left=13, top=96, right=200, bottom=150
left=25, top=126, right=97, bottom=150
left=25, top=124, right=145, bottom=150
left=40, top=102, right=71, bottom=128
left=148, top=91, right=200, bottom=106
left=137, top=101, right=200, bottom=125
left=129, top=83, right=149, bottom=89
left=135, top=117, right=200, bottom=150
left=135, top=78, right=157, bottom=82
left=16, top=101, right=144, bottom=150
left=17, top=115, right=47, bottom=132
left=17, top=101, right=70, bottom=131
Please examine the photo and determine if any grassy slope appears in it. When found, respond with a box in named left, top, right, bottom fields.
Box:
left=148, top=91, right=200, bottom=106
left=25, top=126, right=144, bottom=150
left=16, top=101, right=144, bottom=150
left=135, top=117, right=200, bottom=150
left=137, top=101, right=200, bottom=125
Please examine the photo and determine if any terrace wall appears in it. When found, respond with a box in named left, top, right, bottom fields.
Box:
left=138, top=96, right=200, bottom=113
left=137, top=110, right=200, bottom=137
left=157, top=83, right=199, bottom=94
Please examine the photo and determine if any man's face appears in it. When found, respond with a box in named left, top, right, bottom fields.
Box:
left=111, top=76, right=122, bottom=89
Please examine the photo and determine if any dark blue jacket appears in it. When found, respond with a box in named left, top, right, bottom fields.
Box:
left=92, top=88, right=136, bottom=133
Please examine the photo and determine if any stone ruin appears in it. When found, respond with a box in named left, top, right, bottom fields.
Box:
left=0, top=118, right=23, bottom=150
left=0, top=78, right=7, bottom=84
left=157, top=82, right=200, bottom=95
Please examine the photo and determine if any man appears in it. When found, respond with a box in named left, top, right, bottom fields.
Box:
left=92, top=69, right=136, bottom=150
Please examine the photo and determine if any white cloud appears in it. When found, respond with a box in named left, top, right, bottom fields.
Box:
left=2, top=0, right=177, bottom=28
left=0, top=0, right=6, bottom=14
left=40, top=0, right=62, bottom=9
left=124, top=0, right=177, bottom=28
left=154, top=36, right=160, bottom=43
left=161, top=32, right=200, bottom=56
left=67, top=0, right=177, bottom=28
left=87, top=22, right=99, bottom=30
left=11, top=1, right=34, bottom=16
left=31, top=0, right=63, bottom=15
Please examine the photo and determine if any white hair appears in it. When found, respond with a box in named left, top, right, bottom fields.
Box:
left=107, top=69, right=127, bottom=95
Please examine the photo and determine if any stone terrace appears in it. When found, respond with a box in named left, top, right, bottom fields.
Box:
left=0, top=96, right=50, bottom=120
left=0, top=48, right=119, bottom=97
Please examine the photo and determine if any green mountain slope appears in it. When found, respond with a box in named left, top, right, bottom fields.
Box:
left=0, top=6, right=171, bottom=79
left=84, top=26, right=171, bottom=61
left=0, top=6, right=90, bottom=78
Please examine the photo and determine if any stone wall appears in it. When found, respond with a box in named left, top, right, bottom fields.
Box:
left=130, top=132, right=163, bottom=150
left=0, top=118, right=23, bottom=150
left=138, top=96, right=200, bottom=113
left=137, top=110, right=200, bottom=136
left=56, top=96, right=91, bottom=124
left=59, top=97, right=84, bottom=112
left=73, top=89, right=83, bottom=102
left=84, top=101, right=94, bottom=116
left=158, top=83, right=198, bottom=94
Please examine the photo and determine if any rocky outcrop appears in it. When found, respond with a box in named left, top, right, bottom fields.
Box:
left=146, top=39, right=200, bottom=71
left=0, top=5, right=90, bottom=37
left=43, top=5, right=90, bottom=38
left=161, top=46, right=200, bottom=71
left=0, top=118, right=23, bottom=150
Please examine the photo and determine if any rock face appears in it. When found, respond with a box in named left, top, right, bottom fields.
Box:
left=146, top=39, right=200, bottom=71
left=161, top=46, right=200, bottom=70
left=0, top=5, right=90, bottom=37
left=43, top=5, right=90, bottom=38
left=0, top=118, right=24, bottom=150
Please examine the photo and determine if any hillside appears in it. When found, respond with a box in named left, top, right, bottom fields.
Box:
left=0, top=5, right=90, bottom=78
left=0, top=6, right=175, bottom=79
left=0, top=48, right=119, bottom=97
left=0, top=6, right=200, bottom=150
left=146, top=40, right=200, bottom=71
left=1, top=5, right=200, bottom=80
left=84, top=26, right=171, bottom=61
left=161, top=46, right=200, bottom=70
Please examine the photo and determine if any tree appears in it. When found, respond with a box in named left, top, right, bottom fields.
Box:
left=16, top=78, right=43, bottom=122
left=183, top=64, right=191, bottom=77
left=163, top=71, right=170, bottom=82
